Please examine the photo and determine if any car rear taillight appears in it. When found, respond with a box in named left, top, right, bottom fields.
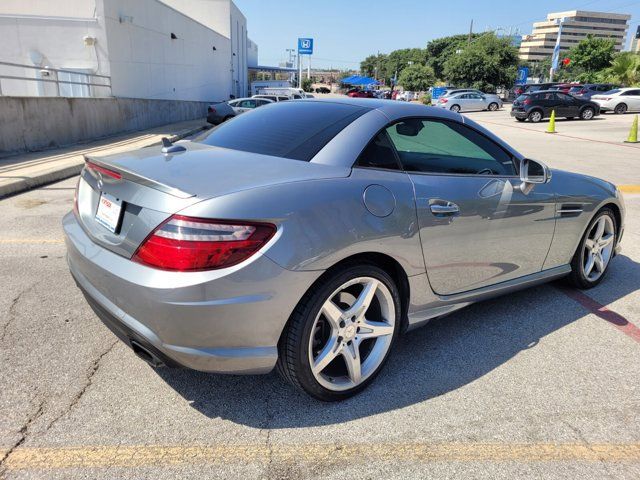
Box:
left=85, top=160, right=122, bottom=180
left=208, top=106, right=216, bottom=113
left=523, top=98, right=532, bottom=105
left=132, top=215, right=276, bottom=271
left=439, top=98, right=448, bottom=103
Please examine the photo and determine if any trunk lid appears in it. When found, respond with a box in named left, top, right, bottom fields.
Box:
left=76, top=141, right=350, bottom=257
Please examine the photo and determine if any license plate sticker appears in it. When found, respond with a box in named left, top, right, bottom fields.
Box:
left=95, top=193, right=123, bottom=233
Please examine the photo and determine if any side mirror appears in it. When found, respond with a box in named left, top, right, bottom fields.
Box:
left=518, top=158, right=551, bottom=194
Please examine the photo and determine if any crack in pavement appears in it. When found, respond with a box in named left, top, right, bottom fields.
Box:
left=0, top=399, right=45, bottom=476
left=0, top=282, right=39, bottom=343
left=43, top=340, right=118, bottom=434
left=562, top=420, right=615, bottom=479
left=0, top=341, right=117, bottom=475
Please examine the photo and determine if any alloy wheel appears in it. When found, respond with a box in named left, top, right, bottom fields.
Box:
left=581, top=108, right=594, bottom=120
left=582, top=215, right=615, bottom=282
left=614, top=104, right=627, bottom=114
left=489, top=102, right=498, bottom=111
left=450, top=105, right=460, bottom=112
left=529, top=111, right=542, bottom=122
left=308, top=277, right=395, bottom=392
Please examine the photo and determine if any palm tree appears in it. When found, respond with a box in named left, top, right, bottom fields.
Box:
left=600, top=52, right=640, bottom=86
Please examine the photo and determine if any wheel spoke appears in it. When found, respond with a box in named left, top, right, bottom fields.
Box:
left=593, top=218, right=605, bottom=241
left=321, top=300, right=343, bottom=329
left=358, top=319, right=394, bottom=340
left=584, top=253, right=596, bottom=276
left=599, top=233, right=614, bottom=248
left=312, top=334, right=341, bottom=374
left=594, top=253, right=605, bottom=273
left=346, top=279, right=378, bottom=318
left=585, top=238, right=596, bottom=250
left=342, top=342, right=361, bottom=384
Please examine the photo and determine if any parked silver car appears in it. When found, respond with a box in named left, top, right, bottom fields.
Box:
left=206, top=101, right=236, bottom=125
left=65, top=99, right=625, bottom=401
left=228, top=97, right=274, bottom=115
left=436, top=91, right=502, bottom=112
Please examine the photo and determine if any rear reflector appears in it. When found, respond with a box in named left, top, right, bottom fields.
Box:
left=132, top=215, right=276, bottom=271
left=86, top=160, right=122, bottom=180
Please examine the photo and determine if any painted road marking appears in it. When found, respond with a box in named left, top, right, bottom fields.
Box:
left=1, top=443, right=639, bottom=470
left=0, top=239, right=64, bottom=244
left=477, top=119, right=640, bottom=150
left=560, top=287, right=640, bottom=343
left=618, top=185, right=640, bottom=194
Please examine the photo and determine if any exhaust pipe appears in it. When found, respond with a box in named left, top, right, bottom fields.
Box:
left=130, top=340, right=165, bottom=368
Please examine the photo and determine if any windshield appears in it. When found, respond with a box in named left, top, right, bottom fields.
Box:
left=197, top=101, right=369, bottom=161
left=515, top=94, right=529, bottom=102
left=569, top=86, right=583, bottom=93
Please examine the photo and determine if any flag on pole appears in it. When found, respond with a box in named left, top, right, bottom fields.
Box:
left=551, top=18, right=565, bottom=71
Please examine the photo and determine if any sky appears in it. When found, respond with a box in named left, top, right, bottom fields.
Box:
left=234, top=0, right=640, bottom=70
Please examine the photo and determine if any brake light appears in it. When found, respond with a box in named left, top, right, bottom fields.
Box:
left=208, top=106, right=216, bottom=113
left=523, top=98, right=532, bottom=105
left=85, top=160, right=122, bottom=180
left=132, top=215, right=276, bottom=271
left=439, top=98, right=448, bottom=103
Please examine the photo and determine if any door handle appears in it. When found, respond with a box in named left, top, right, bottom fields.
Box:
left=429, top=202, right=460, bottom=215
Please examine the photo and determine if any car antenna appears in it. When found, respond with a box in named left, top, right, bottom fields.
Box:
left=161, top=136, right=186, bottom=154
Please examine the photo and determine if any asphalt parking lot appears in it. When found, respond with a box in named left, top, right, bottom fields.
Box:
left=1, top=110, right=639, bottom=479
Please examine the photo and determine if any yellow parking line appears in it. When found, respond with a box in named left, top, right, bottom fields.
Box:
left=2, top=443, right=639, bottom=470
left=0, top=239, right=64, bottom=244
left=618, top=185, right=640, bottom=194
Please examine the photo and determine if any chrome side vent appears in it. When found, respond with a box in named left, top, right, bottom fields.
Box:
left=557, top=204, right=584, bottom=217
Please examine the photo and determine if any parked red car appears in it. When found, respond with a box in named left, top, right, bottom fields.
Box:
left=551, top=83, right=582, bottom=94
left=346, top=89, right=374, bottom=98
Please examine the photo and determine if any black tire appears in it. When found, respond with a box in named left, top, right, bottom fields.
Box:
left=488, top=102, right=499, bottom=111
left=566, top=208, right=617, bottom=289
left=515, top=118, right=526, bottom=122
left=580, top=107, right=595, bottom=120
left=528, top=110, right=543, bottom=123
left=450, top=105, right=461, bottom=113
left=614, top=103, right=628, bottom=114
left=276, top=263, right=401, bottom=401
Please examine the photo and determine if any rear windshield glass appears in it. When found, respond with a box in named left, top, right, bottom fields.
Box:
left=515, top=94, right=529, bottom=102
left=197, top=101, right=369, bottom=161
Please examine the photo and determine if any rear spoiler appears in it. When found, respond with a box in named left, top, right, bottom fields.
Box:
left=83, top=154, right=194, bottom=199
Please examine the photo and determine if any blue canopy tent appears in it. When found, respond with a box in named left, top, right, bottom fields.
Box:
left=341, top=76, right=380, bottom=88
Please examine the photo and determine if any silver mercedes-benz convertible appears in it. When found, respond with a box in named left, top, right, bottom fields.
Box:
left=64, top=99, right=625, bottom=401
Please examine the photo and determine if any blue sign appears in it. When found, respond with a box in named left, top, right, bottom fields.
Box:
left=431, top=86, right=447, bottom=101
left=298, top=38, right=313, bottom=55
left=516, top=66, right=529, bottom=85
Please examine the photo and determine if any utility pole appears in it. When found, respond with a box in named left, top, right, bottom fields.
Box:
left=307, top=55, right=310, bottom=81
left=468, top=19, right=473, bottom=45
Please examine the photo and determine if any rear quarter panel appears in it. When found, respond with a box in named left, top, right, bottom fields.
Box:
left=176, top=168, right=426, bottom=276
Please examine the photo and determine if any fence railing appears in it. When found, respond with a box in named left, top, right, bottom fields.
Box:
left=0, top=61, right=112, bottom=97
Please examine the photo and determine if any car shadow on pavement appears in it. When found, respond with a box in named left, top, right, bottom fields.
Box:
left=155, top=254, right=639, bottom=428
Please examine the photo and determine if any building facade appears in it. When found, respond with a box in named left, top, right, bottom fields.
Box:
left=519, top=10, right=631, bottom=62
left=0, top=0, right=251, bottom=101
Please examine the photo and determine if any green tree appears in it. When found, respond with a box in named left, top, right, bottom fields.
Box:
left=383, top=48, right=428, bottom=83
left=398, top=64, right=436, bottom=91
left=443, top=34, right=519, bottom=91
left=567, top=35, right=615, bottom=73
left=302, top=77, right=313, bottom=92
left=426, top=33, right=481, bottom=79
left=360, top=53, right=388, bottom=79
left=599, top=52, right=640, bottom=86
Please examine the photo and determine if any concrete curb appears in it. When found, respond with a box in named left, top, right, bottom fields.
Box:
left=0, top=124, right=210, bottom=199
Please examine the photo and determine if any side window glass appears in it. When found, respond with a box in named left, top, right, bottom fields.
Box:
left=355, top=131, right=401, bottom=170
left=385, top=119, right=516, bottom=176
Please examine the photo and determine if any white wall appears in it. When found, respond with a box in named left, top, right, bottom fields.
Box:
left=102, top=0, right=232, bottom=101
left=247, top=38, right=258, bottom=68
left=0, top=0, right=110, bottom=97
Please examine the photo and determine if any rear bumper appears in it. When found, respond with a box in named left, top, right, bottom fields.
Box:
left=63, top=212, right=322, bottom=374
left=510, top=110, right=527, bottom=119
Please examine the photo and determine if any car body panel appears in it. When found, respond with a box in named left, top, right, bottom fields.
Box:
left=592, top=88, right=640, bottom=112
left=64, top=99, right=625, bottom=374
left=206, top=101, right=235, bottom=124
